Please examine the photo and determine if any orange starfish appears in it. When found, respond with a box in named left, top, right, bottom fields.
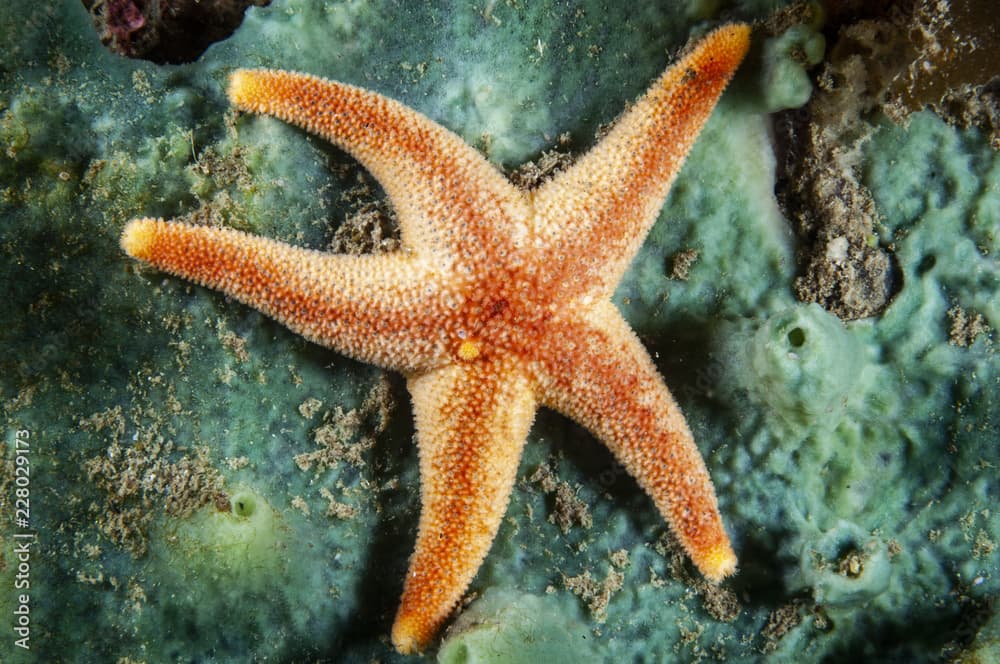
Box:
left=122, top=23, right=750, bottom=654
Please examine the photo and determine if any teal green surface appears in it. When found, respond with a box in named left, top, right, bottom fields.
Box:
left=437, top=589, right=601, bottom=664
left=758, top=24, right=825, bottom=113
left=0, top=1, right=996, bottom=662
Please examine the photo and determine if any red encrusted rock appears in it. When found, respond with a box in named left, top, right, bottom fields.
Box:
left=82, top=0, right=270, bottom=64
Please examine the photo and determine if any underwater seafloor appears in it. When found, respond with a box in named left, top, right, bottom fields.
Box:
left=1, top=1, right=997, bottom=662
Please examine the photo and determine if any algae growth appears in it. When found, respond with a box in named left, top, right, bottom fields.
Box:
left=0, top=1, right=996, bottom=662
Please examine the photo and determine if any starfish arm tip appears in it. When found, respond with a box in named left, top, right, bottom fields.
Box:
left=699, top=543, right=738, bottom=583
left=121, top=217, right=159, bottom=260
left=698, top=22, right=752, bottom=77
left=390, top=619, right=424, bottom=656
left=721, top=21, right=752, bottom=60
left=227, top=68, right=266, bottom=110
left=722, top=21, right=752, bottom=40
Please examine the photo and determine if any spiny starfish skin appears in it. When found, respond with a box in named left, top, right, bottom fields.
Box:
left=122, top=23, right=750, bottom=654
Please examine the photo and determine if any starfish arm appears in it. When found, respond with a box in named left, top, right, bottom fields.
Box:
left=530, top=23, right=750, bottom=299
left=227, top=69, right=529, bottom=260
left=121, top=218, right=454, bottom=372
left=392, top=357, right=536, bottom=654
left=533, top=302, right=735, bottom=581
